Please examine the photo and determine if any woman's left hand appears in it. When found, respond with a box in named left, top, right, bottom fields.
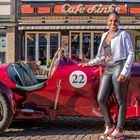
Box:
left=117, top=74, right=126, bottom=82
left=78, top=63, right=90, bottom=67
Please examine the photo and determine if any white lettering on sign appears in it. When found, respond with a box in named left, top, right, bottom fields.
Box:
left=69, top=70, right=87, bottom=88
left=62, top=4, right=120, bottom=14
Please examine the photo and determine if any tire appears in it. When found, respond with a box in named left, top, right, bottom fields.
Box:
left=0, top=89, right=14, bottom=132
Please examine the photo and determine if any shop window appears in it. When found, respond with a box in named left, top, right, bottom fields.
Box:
left=25, top=32, right=60, bottom=66
left=135, top=35, right=140, bottom=62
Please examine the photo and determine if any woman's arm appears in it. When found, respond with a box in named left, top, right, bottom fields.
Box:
left=78, top=33, right=106, bottom=67
left=78, top=46, right=105, bottom=67
left=120, top=31, right=135, bottom=78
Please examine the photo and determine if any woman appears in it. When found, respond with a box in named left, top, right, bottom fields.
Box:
left=79, top=11, right=134, bottom=140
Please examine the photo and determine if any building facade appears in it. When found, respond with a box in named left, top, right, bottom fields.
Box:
left=0, top=0, right=16, bottom=63
left=16, top=0, right=140, bottom=65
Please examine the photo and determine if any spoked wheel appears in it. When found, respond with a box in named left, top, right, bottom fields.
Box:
left=48, top=48, right=64, bottom=77
left=0, top=89, right=14, bottom=132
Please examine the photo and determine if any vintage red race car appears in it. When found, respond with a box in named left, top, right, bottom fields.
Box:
left=0, top=48, right=140, bottom=132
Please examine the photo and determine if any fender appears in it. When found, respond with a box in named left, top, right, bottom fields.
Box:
left=0, top=81, right=16, bottom=114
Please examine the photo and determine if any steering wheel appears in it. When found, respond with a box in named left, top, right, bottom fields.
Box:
left=48, top=48, right=64, bottom=77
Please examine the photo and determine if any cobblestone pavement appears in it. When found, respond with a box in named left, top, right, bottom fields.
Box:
left=0, top=116, right=140, bottom=140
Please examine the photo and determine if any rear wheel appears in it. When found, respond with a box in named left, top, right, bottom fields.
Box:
left=0, top=89, right=14, bottom=132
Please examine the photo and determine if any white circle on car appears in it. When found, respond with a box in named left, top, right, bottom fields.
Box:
left=69, top=70, right=87, bottom=88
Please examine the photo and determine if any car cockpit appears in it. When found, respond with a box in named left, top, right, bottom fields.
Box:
left=7, top=62, right=47, bottom=91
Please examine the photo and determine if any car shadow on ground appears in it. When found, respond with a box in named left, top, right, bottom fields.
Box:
left=0, top=117, right=140, bottom=139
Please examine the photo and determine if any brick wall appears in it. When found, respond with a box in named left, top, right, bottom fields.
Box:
left=7, top=26, right=15, bottom=63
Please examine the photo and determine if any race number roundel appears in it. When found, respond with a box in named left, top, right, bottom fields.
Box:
left=69, top=70, right=87, bottom=88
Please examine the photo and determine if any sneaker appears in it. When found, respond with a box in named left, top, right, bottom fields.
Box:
left=98, top=125, right=115, bottom=139
left=107, top=129, right=125, bottom=140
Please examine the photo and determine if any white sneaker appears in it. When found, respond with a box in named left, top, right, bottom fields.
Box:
left=107, top=129, right=125, bottom=140
left=98, top=125, right=115, bottom=139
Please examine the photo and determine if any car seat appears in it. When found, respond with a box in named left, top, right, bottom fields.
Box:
left=7, top=63, right=45, bottom=91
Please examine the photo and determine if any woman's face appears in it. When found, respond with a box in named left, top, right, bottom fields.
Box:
left=107, top=13, right=120, bottom=32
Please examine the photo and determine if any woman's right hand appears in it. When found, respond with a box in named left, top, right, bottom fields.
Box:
left=78, top=62, right=90, bottom=67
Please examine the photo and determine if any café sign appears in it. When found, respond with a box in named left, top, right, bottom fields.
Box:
left=62, top=4, right=120, bottom=14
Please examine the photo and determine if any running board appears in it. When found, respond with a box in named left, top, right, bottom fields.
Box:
left=15, top=109, right=45, bottom=119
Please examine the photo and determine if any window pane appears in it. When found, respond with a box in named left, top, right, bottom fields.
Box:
left=82, top=33, right=91, bottom=62
left=135, top=36, right=140, bottom=62
left=50, top=34, right=58, bottom=59
left=94, top=33, right=102, bottom=57
left=0, top=32, right=6, bottom=50
left=0, top=52, right=5, bottom=63
left=71, top=33, right=80, bottom=58
left=27, top=33, right=36, bottom=60
left=39, top=33, right=47, bottom=65
left=135, top=51, right=140, bottom=62
left=136, top=36, right=140, bottom=50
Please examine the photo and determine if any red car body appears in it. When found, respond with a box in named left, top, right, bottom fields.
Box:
left=0, top=54, right=140, bottom=131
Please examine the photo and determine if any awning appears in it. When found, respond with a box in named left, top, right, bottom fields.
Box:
left=18, top=25, right=107, bottom=30
left=18, top=25, right=140, bottom=30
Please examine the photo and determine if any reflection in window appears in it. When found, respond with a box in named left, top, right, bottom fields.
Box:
left=27, top=33, right=36, bottom=60
left=50, top=34, right=58, bottom=59
left=135, top=36, right=140, bottom=62
left=71, top=33, right=80, bottom=58
left=39, top=34, right=47, bottom=65
left=94, top=33, right=102, bottom=57
left=82, top=33, right=91, bottom=62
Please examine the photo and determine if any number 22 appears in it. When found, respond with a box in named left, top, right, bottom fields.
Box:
left=72, top=74, right=84, bottom=83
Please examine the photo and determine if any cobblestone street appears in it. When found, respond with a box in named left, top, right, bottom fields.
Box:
left=0, top=117, right=140, bottom=140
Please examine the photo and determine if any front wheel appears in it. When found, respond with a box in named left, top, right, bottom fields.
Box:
left=0, top=89, right=14, bottom=132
